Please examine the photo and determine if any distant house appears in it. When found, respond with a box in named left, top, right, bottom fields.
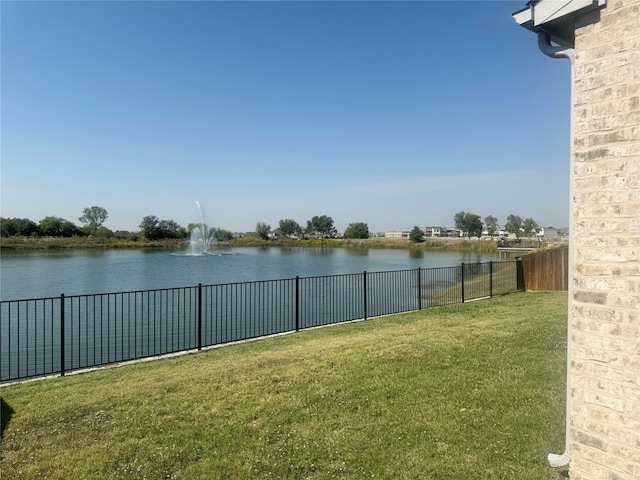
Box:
left=386, top=227, right=464, bottom=238
left=421, top=226, right=446, bottom=237
left=384, top=230, right=409, bottom=239
left=421, top=226, right=462, bottom=237
left=539, top=227, right=568, bottom=239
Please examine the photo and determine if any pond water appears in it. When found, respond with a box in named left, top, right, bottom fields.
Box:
left=0, top=246, right=515, bottom=301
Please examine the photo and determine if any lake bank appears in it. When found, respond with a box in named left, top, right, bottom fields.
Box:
left=0, top=235, right=500, bottom=253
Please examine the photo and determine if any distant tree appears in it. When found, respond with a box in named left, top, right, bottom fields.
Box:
left=79, top=206, right=108, bottom=233
left=409, top=226, right=425, bottom=243
left=504, top=214, right=523, bottom=238
left=0, top=218, right=14, bottom=237
left=453, top=211, right=483, bottom=238
left=467, top=214, right=483, bottom=238
left=343, top=222, right=370, bottom=239
left=139, top=216, right=186, bottom=240
left=94, top=226, right=114, bottom=238
left=255, top=221, right=271, bottom=240
left=278, top=219, right=303, bottom=239
left=453, top=211, right=466, bottom=233
left=306, top=215, right=336, bottom=239
left=213, top=228, right=233, bottom=242
left=39, top=216, right=81, bottom=237
left=484, top=215, right=499, bottom=236
left=0, top=217, right=40, bottom=237
left=522, top=217, right=541, bottom=238
left=158, top=219, right=186, bottom=239
left=139, top=215, right=160, bottom=240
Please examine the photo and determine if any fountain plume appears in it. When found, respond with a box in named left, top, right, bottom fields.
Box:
left=187, top=201, right=216, bottom=255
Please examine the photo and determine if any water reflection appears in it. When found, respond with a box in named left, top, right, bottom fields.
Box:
left=303, top=247, right=336, bottom=256
left=344, top=248, right=369, bottom=257
left=0, top=246, right=517, bottom=301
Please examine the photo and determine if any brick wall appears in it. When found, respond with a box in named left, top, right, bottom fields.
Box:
left=570, top=0, right=640, bottom=478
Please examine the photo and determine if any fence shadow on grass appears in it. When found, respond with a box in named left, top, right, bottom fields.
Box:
left=1, top=397, right=14, bottom=439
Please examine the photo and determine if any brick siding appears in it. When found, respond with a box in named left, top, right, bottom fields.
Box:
left=570, top=0, right=640, bottom=479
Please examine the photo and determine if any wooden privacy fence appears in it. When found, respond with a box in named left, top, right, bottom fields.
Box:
left=520, top=245, right=569, bottom=291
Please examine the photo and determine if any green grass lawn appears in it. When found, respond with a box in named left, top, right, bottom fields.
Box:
left=1, top=292, right=568, bottom=479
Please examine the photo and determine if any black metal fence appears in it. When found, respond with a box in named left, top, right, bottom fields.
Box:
left=0, top=261, right=521, bottom=383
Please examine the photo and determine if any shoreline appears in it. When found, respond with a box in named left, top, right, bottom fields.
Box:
left=0, top=236, right=506, bottom=253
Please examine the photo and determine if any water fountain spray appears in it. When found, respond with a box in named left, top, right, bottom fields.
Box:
left=186, top=201, right=216, bottom=255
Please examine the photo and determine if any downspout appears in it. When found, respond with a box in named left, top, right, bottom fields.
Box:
left=537, top=31, right=574, bottom=469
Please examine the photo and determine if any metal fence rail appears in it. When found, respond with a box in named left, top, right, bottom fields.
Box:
left=1, top=261, right=521, bottom=383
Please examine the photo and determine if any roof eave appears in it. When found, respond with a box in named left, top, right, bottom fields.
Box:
left=512, top=0, right=607, bottom=48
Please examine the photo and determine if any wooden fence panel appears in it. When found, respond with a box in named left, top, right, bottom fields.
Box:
left=520, top=245, right=569, bottom=291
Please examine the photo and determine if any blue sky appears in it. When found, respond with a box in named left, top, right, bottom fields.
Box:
left=1, top=0, right=571, bottom=233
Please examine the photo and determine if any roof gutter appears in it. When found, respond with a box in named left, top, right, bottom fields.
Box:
left=537, top=31, right=575, bottom=62
left=537, top=31, right=574, bottom=470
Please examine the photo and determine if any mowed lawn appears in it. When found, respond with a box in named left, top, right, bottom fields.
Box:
left=1, top=292, right=568, bottom=479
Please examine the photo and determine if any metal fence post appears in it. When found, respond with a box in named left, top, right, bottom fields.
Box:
left=489, top=261, right=494, bottom=298
left=60, top=293, right=65, bottom=377
left=197, top=283, right=202, bottom=351
left=461, top=263, right=465, bottom=303
left=363, top=271, right=368, bottom=321
left=516, top=259, right=525, bottom=291
left=417, top=267, right=422, bottom=310
left=295, top=276, right=300, bottom=332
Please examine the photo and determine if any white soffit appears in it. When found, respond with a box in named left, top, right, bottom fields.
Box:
left=533, top=0, right=595, bottom=26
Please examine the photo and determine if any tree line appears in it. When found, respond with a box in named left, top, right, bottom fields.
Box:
left=254, top=216, right=369, bottom=240
left=2, top=206, right=541, bottom=243
left=1, top=206, right=115, bottom=238
left=0, top=208, right=373, bottom=241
